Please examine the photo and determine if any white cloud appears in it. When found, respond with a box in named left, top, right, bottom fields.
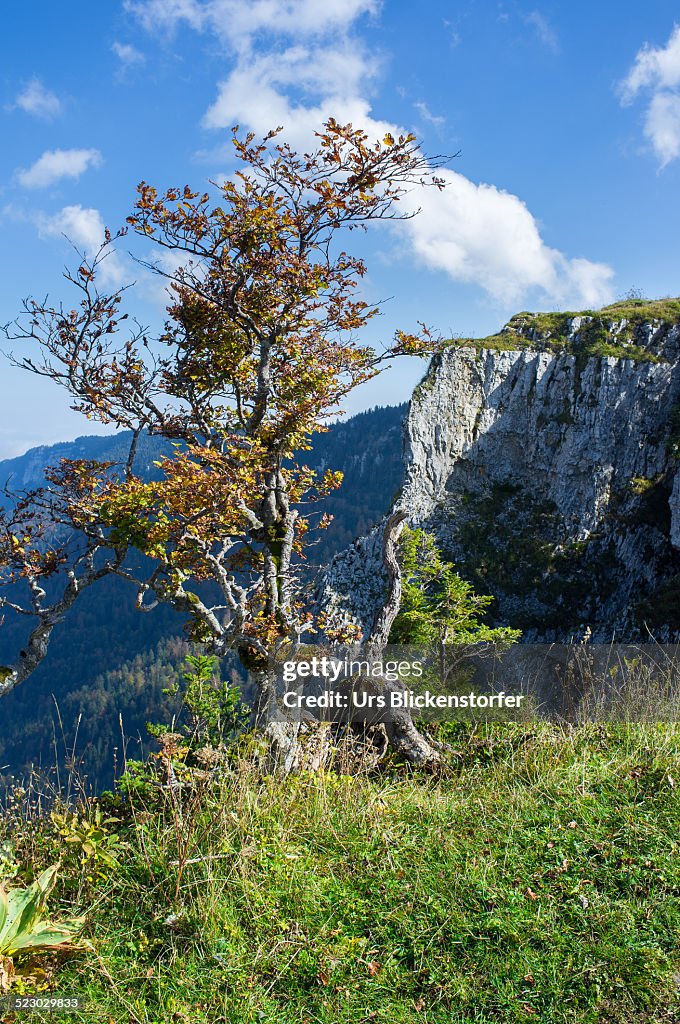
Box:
left=112, top=41, right=145, bottom=65
left=413, top=101, right=445, bottom=128
left=127, top=0, right=386, bottom=148
left=17, top=148, right=103, bottom=190
left=124, top=0, right=208, bottom=33
left=128, top=0, right=614, bottom=308
left=619, top=24, right=680, bottom=166
left=13, top=78, right=62, bottom=118
left=620, top=24, right=680, bottom=100
left=39, top=205, right=105, bottom=251
left=643, top=91, right=680, bottom=166
left=200, top=54, right=612, bottom=306
left=201, top=43, right=393, bottom=150
left=38, top=205, right=126, bottom=287
left=125, top=0, right=379, bottom=46
left=128, top=0, right=385, bottom=149
left=401, top=169, right=613, bottom=306
left=524, top=11, right=559, bottom=53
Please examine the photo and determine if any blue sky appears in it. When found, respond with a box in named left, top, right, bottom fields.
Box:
left=1, top=0, right=680, bottom=458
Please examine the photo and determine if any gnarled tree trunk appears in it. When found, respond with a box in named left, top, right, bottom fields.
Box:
left=364, top=510, right=441, bottom=767
left=254, top=510, right=442, bottom=773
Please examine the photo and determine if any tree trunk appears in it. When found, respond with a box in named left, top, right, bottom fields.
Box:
left=367, top=511, right=442, bottom=768
left=383, top=712, right=441, bottom=765
left=254, top=667, right=441, bottom=773
left=252, top=668, right=303, bottom=773
left=262, top=719, right=302, bottom=774
left=251, top=507, right=444, bottom=774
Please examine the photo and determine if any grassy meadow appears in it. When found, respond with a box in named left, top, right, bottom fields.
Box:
left=1, top=722, right=679, bottom=1023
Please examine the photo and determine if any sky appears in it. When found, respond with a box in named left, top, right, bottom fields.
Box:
left=1, top=0, right=680, bottom=458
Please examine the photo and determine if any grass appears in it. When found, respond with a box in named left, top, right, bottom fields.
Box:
left=598, top=298, right=680, bottom=322
left=445, top=296, right=680, bottom=363
left=1, top=722, right=680, bottom=1023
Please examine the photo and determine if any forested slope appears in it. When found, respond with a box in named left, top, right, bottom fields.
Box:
left=0, top=404, right=406, bottom=786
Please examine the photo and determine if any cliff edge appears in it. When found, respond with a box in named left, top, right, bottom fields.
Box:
left=318, top=299, right=680, bottom=641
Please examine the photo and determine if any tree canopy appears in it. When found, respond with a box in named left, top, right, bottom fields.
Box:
left=0, top=120, right=446, bottom=699
left=389, top=526, right=521, bottom=649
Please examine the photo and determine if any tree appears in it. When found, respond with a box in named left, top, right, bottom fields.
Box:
left=390, top=526, right=521, bottom=648
left=389, top=525, right=520, bottom=687
left=0, top=120, right=447, bottom=765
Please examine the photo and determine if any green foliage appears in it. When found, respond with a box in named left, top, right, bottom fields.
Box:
left=629, top=475, right=657, bottom=495
left=183, top=654, right=250, bottom=746
left=389, top=526, right=521, bottom=647
left=2, top=725, right=680, bottom=1020
left=599, top=296, right=680, bottom=321
left=0, top=865, right=82, bottom=958
left=446, top=297, right=680, bottom=362
left=0, top=841, right=19, bottom=883
left=114, top=759, right=157, bottom=802
left=149, top=653, right=250, bottom=750
left=50, top=807, right=125, bottom=880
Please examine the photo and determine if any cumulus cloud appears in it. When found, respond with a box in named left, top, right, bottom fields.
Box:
left=13, top=78, right=62, bottom=118
left=127, top=0, right=385, bottom=150
left=642, top=91, right=680, bottom=166
left=112, top=41, right=145, bottom=65
left=39, top=205, right=106, bottom=250
left=201, top=44, right=394, bottom=151
left=402, top=169, right=613, bottom=306
left=619, top=24, right=680, bottom=166
left=128, top=0, right=386, bottom=149
left=127, top=0, right=613, bottom=307
left=17, top=148, right=103, bottom=189
left=620, top=24, right=680, bottom=99
left=38, top=205, right=125, bottom=286
left=211, top=85, right=612, bottom=304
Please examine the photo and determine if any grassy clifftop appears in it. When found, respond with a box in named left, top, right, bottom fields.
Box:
left=448, top=297, right=680, bottom=363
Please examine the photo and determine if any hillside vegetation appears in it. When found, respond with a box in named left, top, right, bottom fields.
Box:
left=0, top=405, right=405, bottom=788
left=2, top=722, right=679, bottom=1023
left=449, top=296, right=680, bottom=362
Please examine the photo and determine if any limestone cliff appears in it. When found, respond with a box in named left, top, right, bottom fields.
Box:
left=318, top=299, right=680, bottom=641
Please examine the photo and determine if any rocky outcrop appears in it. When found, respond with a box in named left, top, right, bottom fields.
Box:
left=672, top=473, right=680, bottom=550
left=319, top=301, right=680, bottom=642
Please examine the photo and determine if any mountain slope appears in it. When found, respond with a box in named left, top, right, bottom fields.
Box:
left=0, top=405, right=406, bottom=784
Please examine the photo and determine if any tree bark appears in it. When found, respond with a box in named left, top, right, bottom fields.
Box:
left=366, top=510, right=442, bottom=767
left=252, top=667, right=303, bottom=774
left=251, top=509, right=443, bottom=774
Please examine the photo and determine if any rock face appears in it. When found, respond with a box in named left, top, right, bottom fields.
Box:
left=319, top=302, right=680, bottom=641
left=672, top=473, right=680, bottom=550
